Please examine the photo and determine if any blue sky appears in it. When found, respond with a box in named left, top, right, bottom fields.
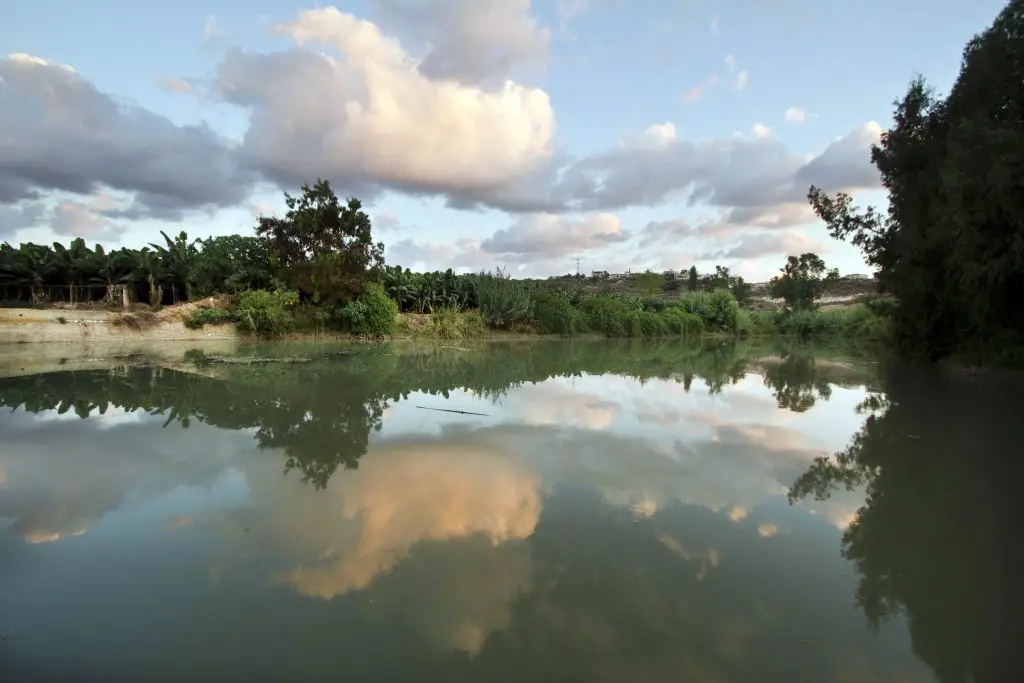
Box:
left=0, top=0, right=1009, bottom=281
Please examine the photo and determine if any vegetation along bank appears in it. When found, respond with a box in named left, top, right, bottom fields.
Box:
left=2, top=2, right=1022, bottom=364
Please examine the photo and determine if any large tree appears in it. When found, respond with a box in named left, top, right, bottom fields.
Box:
left=769, top=253, right=839, bottom=311
left=256, top=179, right=385, bottom=305
left=807, top=0, right=1024, bottom=358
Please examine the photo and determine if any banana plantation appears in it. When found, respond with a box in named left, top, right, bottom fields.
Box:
left=0, top=232, right=275, bottom=307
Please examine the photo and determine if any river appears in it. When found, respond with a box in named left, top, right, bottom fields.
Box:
left=0, top=339, right=1015, bottom=682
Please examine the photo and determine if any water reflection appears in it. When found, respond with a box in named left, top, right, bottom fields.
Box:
left=0, top=340, right=1011, bottom=682
left=787, top=366, right=1019, bottom=683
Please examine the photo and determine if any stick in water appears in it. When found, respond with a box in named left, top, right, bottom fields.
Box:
left=415, top=406, right=490, bottom=416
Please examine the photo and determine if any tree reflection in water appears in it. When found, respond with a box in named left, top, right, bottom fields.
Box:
left=788, top=364, right=1018, bottom=683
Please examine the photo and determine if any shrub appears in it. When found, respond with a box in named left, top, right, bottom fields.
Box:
left=662, top=307, right=704, bottom=336
left=473, top=268, right=532, bottom=328
left=637, top=311, right=668, bottom=336
left=581, top=296, right=631, bottom=336
left=532, top=291, right=581, bottom=336
left=662, top=279, right=682, bottom=292
left=641, top=296, right=666, bottom=313
left=236, top=288, right=298, bottom=336
left=772, top=305, right=890, bottom=341
left=338, top=282, right=397, bottom=337
left=735, top=308, right=775, bottom=337
left=184, top=307, right=235, bottom=329
left=674, top=289, right=739, bottom=332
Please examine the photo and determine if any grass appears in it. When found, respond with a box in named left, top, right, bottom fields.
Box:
left=397, top=308, right=488, bottom=341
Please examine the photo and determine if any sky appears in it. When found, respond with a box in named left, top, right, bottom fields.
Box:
left=0, top=0, right=1009, bottom=281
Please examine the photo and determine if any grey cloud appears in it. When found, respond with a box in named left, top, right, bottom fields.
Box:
left=51, top=200, right=127, bottom=242
left=480, top=213, right=627, bottom=259
left=372, top=0, right=549, bottom=86
left=0, top=202, right=45, bottom=239
left=0, top=54, right=255, bottom=221
left=638, top=218, right=694, bottom=248
left=698, top=230, right=825, bottom=260
left=794, top=123, right=883, bottom=191
left=457, top=123, right=881, bottom=218
left=0, top=15, right=881, bottom=234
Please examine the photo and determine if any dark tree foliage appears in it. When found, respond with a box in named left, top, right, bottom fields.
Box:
left=256, top=179, right=385, bottom=305
left=687, top=266, right=699, bottom=292
left=768, top=253, right=839, bottom=311
left=808, top=0, right=1024, bottom=359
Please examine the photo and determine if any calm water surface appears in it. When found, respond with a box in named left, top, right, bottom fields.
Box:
left=0, top=340, right=1015, bottom=682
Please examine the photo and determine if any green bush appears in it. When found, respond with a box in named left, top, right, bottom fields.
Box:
left=637, top=311, right=668, bottom=336
left=735, top=309, right=776, bottom=337
left=236, top=289, right=298, bottom=336
left=641, top=296, right=666, bottom=313
left=532, top=291, right=581, bottom=336
left=772, top=305, right=890, bottom=341
left=674, top=289, right=739, bottom=332
left=662, top=307, right=704, bottom=336
left=581, top=296, right=631, bottom=336
left=338, top=283, right=398, bottom=337
left=473, top=268, right=532, bottom=328
left=184, top=307, right=236, bottom=329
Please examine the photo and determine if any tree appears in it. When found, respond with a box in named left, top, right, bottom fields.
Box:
left=150, top=231, right=199, bottom=302
left=704, top=265, right=733, bottom=291
left=731, top=276, right=753, bottom=307
left=769, top=253, right=839, bottom=311
left=807, top=0, right=1024, bottom=358
left=687, top=266, right=699, bottom=291
left=256, top=179, right=384, bottom=305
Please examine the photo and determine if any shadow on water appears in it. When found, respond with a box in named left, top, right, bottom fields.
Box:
left=787, top=363, right=1021, bottom=683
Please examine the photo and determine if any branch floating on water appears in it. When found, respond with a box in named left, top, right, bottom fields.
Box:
left=415, top=405, right=490, bottom=417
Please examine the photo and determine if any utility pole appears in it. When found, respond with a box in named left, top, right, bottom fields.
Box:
left=575, top=257, right=581, bottom=276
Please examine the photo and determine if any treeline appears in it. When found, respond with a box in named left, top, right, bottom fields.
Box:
left=0, top=233, right=276, bottom=307
left=808, top=0, right=1024, bottom=361
left=2, top=176, right=878, bottom=341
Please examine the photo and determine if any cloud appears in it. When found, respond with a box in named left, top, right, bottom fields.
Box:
left=482, top=212, right=627, bottom=259
left=371, top=0, right=549, bottom=86
left=374, top=211, right=402, bottom=231
left=0, top=52, right=254, bottom=220
left=794, top=122, right=883, bottom=190
left=784, top=106, right=806, bottom=124
left=710, top=16, right=720, bottom=36
left=734, top=69, right=749, bottom=91
left=203, top=15, right=224, bottom=44
left=388, top=212, right=627, bottom=272
left=0, top=202, right=45, bottom=239
left=157, top=76, right=195, bottom=94
left=682, top=74, right=719, bottom=103
left=638, top=218, right=693, bottom=248
left=216, top=8, right=555, bottom=203
left=752, top=123, right=771, bottom=139
left=486, top=119, right=881, bottom=216
left=698, top=229, right=827, bottom=260
left=50, top=194, right=127, bottom=241
left=0, top=6, right=882, bottom=253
